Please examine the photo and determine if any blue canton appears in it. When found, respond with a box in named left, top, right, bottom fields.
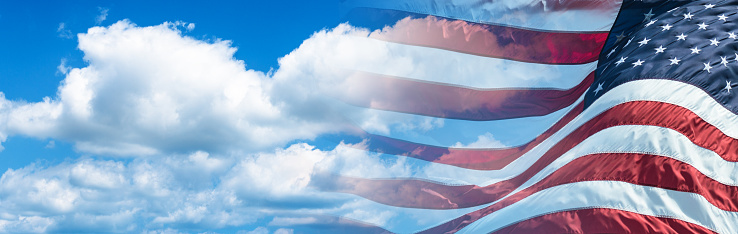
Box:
left=586, top=0, right=738, bottom=113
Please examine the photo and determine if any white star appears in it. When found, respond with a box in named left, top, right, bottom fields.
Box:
left=676, top=33, right=688, bottom=41
left=638, top=37, right=650, bottom=47
left=704, top=62, right=713, bottom=73
left=669, top=57, right=680, bottom=65
left=735, top=53, right=738, bottom=62
left=722, top=56, right=730, bottom=66
left=607, top=48, right=616, bottom=58
left=661, top=24, right=672, bottom=31
left=710, top=38, right=720, bottom=46
left=632, top=59, right=644, bottom=67
left=698, top=22, right=709, bottom=30
left=691, top=47, right=701, bottom=54
left=730, top=32, right=738, bottom=39
left=654, top=45, right=666, bottom=54
left=594, top=83, right=604, bottom=95
left=615, top=57, right=627, bottom=66
left=684, top=12, right=694, bottom=20
left=719, top=14, right=729, bottom=21
left=705, top=3, right=715, bottom=9
left=646, top=20, right=657, bottom=27
left=726, top=81, right=733, bottom=93
left=625, top=38, right=633, bottom=47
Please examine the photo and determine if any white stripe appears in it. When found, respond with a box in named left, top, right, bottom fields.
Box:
left=510, top=124, right=738, bottom=190
left=327, top=180, right=735, bottom=233
left=346, top=76, right=736, bottom=151
left=481, top=79, right=738, bottom=181
left=584, top=79, right=738, bottom=139
left=321, top=193, right=488, bottom=233
left=320, top=35, right=594, bottom=147
left=336, top=124, right=738, bottom=187
left=330, top=78, right=738, bottom=232
left=337, top=94, right=581, bottom=148
left=350, top=38, right=596, bottom=89
left=459, top=181, right=733, bottom=233
left=335, top=79, right=738, bottom=187
left=477, top=79, right=738, bottom=184
left=341, top=0, right=622, bottom=32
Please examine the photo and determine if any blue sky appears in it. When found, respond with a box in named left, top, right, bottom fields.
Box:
left=0, top=0, right=338, bottom=171
left=0, top=1, right=578, bottom=233
left=1, top=0, right=340, bottom=101
left=0, top=1, right=356, bottom=233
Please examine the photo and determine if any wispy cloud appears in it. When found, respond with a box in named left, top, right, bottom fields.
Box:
left=95, top=7, right=109, bottom=25
left=452, top=132, right=507, bottom=148
left=44, top=140, right=55, bottom=149
left=56, top=23, right=72, bottom=39
left=56, top=58, right=71, bottom=75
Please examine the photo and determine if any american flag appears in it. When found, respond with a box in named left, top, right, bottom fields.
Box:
left=316, top=0, right=738, bottom=233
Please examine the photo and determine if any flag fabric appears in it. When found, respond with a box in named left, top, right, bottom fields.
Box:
left=322, top=0, right=738, bottom=233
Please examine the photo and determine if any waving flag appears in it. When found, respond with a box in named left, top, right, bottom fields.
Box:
left=316, top=0, right=738, bottom=233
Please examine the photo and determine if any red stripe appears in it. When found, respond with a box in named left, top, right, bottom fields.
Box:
left=362, top=100, right=738, bottom=170
left=492, top=208, right=716, bottom=234
left=416, top=101, right=738, bottom=232
left=359, top=101, right=584, bottom=170
left=421, top=156, right=731, bottom=233
left=370, top=16, right=608, bottom=64
left=320, top=153, right=738, bottom=211
left=341, top=71, right=593, bottom=121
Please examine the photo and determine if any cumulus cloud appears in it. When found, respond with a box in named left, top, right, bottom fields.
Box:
left=3, top=18, right=521, bottom=156
left=1, top=20, right=345, bottom=155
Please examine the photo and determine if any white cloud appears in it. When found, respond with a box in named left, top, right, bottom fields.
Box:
left=0, top=94, right=8, bottom=151
left=96, top=7, right=109, bottom=25
left=343, top=209, right=395, bottom=228
left=0, top=17, right=548, bottom=232
left=451, top=132, right=506, bottom=148
left=57, top=23, right=73, bottom=39
left=238, top=226, right=269, bottom=234
left=221, top=143, right=325, bottom=198
left=273, top=228, right=294, bottom=234
left=56, top=59, right=71, bottom=75
left=0, top=216, right=54, bottom=233
left=2, top=19, right=493, bottom=156
left=69, top=160, right=127, bottom=189
left=143, top=228, right=187, bottom=234
left=268, top=217, right=318, bottom=226
left=0, top=155, right=246, bottom=232
left=171, top=21, right=195, bottom=32
left=1, top=20, right=344, bottom=155
left=0, top=141, right=417, bottom=233
left=44, top=140, right=55, bottom=149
